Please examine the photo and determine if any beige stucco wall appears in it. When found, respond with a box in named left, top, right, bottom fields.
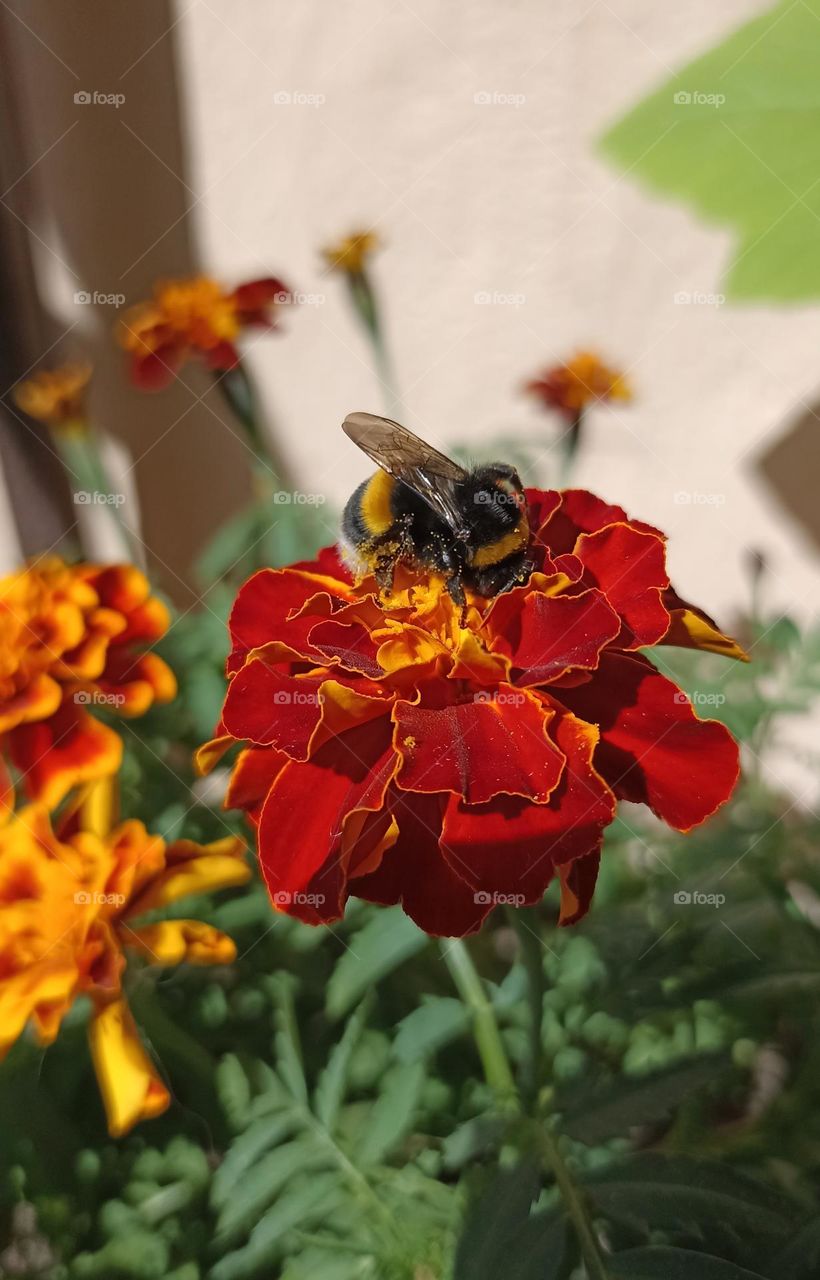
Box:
left=177, top=0, right=820, bottom=632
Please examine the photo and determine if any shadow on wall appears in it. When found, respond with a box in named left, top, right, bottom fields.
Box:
left=1, top=0, right=255, bottom=605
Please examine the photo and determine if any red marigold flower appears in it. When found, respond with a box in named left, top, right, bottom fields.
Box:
left=0, top=558, right=176, bottom=815
left=118, top=274, right=290, bottom=391
left=526, top=351, right=631, bottom=420
left=198, top=488, right=746, bottom=937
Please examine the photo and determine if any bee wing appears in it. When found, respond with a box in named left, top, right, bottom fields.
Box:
left=342, top=411, right=470, bottom=534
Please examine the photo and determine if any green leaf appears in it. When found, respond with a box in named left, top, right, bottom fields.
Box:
left=325, top=907, right=428, bottom=1019
left=393, top=997, right=470, bottom=1062
left=215, top=1055, right=252, bottom=1133
left=313, top=997, right=371, bottom=1133
left=212, top=1173, right=347, bottom=1279
left=771, top=1217, right=820, bottom=1279
left=586, top=1155, right=796, bottom=1262
left=356, top=1062, right=425, bottom=1166
left=558, top=1054, right=726, bottom=1144
left=211, top=1110, right=300, bottom=1208
left=215, top=1136, right=327, bottom=1239
left=600, top=0, right=820, bottom=300
left=454, top=1162, right=566, bottom=1280
left=609, top=1246, right=772, bottom=1279
left=268, top=975, right=309, bottom=1103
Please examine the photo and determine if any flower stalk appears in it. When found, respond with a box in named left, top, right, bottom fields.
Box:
left=439, top=938, right=517, bottom=1106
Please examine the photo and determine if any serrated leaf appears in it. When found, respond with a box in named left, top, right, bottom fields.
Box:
left=212, top=1173, right=347, bottom=1279
left=558, top=1054, right=726, bottom=1144
left=609, top=1246, right=772, bottom=1279
left=600, top=0, right=820, bottom=301
left=314, top=997, right=371, bottom=1133
left=215, top=1055, right=252, bottom=1132
left=211, top=1110, right=301, bottom=1208
left=268, top=974, right=309, bottom=1103
left=454, top=1168, right=566, bottom=1280
left=442, top=1114, right=509, bottom=1170
left=215, top=1135, right=327, bottom=1239
left=393, top=997, right=470, bottom=1063
left=326, top=907, right=428, bottom=1019
left=586, top=1154, right=796, bottom=1261
left=357, top=1062, right=424, bottom=1166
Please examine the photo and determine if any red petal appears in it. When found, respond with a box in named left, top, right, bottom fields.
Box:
left=307, top=619, right=383, bottom=679
left=130, top=346, right=182, bottom=390
left=394, top=686, right=564, bottom=804
left=575, top=523, right=670, bottom=648
left=9, top=701, right=122, bottom=809
left=204, top=341, right=240, bottom=371
left=227, top=567, right=352, bottom=673
left=493, top=587, right=621, bottom=684
left=222, top=664, right=326, bottom=755
left=292, top=545, right=354, bottom=582
left=233, top=277, right=289, bottom=317
left=352, top=791, right=491, bottom=937
left=538, top=488, right=663, bottom=555
left=440, top=712, right=614, bottom=904
left=557, top=847, right=601, bottom=925
left=225, top=745, right=289, bottom=821
left=256, top=718, right=398, bottom=923
left=559, top=651, right=740, bottom=831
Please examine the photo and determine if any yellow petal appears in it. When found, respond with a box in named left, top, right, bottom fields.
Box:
left=662, top=608, right=749, bottom=662
left=126, top=919, right=237, bottom=966
left=128, top=848, right=250, bottom=915
left=88, top=999, right=170, bottom=1137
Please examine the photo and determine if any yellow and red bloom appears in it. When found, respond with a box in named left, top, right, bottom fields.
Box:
left=199, top=488, right=745, bottom=938
left=0, top=559, right=176, bottom=816
left=526, top=352, right=631, bottom=420
left=322, top=230, right=379, bottom=276
left=0, top=803, right=248, bottom=1136
left=13, top=363, right=92, bottom=430
left=118, top=274, right=290, bottom=390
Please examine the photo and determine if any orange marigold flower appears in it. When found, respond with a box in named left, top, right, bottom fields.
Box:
left=0, top=803, right=248, bottom=1135
left=526, top=351, right=631, bottom=420
left=0, top=558, right=176, bottom=816
left=322, top=230, right=379, bottom=275
left=118, top=274, right=290, bottom=391
left=13, top=363, right=92, bottom=429
left=199, top=489, right=747, bottom=938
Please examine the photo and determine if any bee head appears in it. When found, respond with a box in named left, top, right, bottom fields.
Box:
left=464, top=463, right=526, bottom=529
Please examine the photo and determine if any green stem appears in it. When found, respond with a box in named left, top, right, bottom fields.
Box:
left=348, top=271, right=401, bottom=417
left=55, top=427, right=141, bottom=563
left=559, top=410, right=583, bottom=488
left=531, top=1122, right=609, bottom=1280
left=440, top=938, right=517, bottom=1106
left=214, top=360, right=292, bottom=493
left=507, top=908, right=544, bottom=1111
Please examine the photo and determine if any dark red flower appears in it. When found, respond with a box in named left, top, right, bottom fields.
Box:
left=198, top=488, right=746, bottom=937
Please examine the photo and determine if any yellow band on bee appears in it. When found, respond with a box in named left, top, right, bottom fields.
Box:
left=470, top=523, right=528, bottom=568
left=360, top=470, right=396, bottom=536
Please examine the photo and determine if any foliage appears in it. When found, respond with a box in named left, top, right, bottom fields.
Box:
left=599, top=0, right=820, bottom=300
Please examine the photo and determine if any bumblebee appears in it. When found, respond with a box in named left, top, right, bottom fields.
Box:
left=340, top=411, right=531, bottom=604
